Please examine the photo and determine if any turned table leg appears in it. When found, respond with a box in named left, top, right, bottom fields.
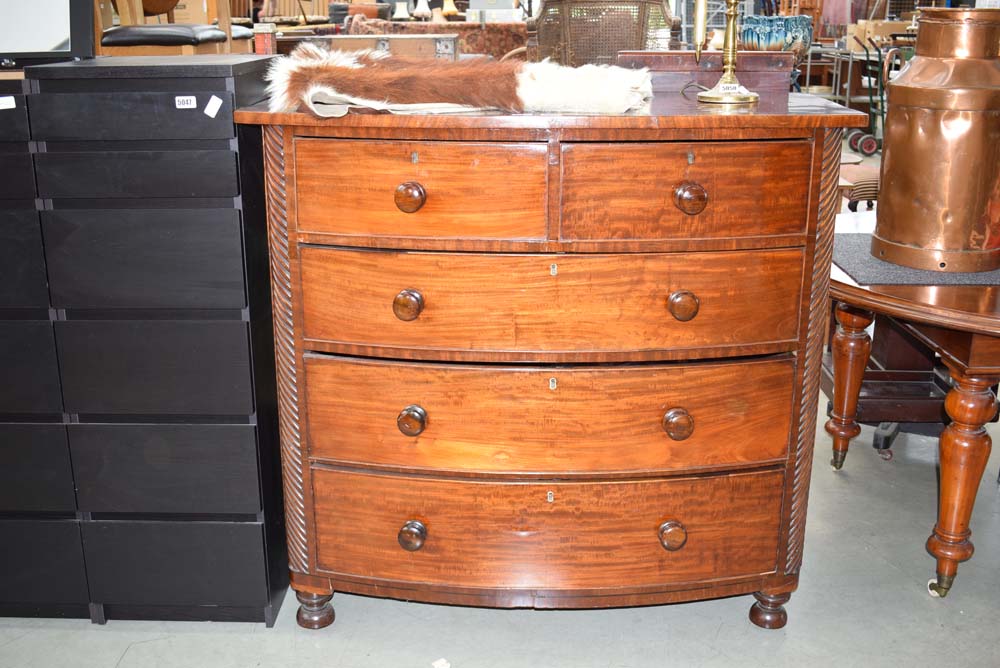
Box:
left=749, top=591, right=791, bottom=629
left=926, top=368, right=998, bottom=598
left=824, top=303, right=875, bottom=470
left=296, top=590, right=335, bottom=629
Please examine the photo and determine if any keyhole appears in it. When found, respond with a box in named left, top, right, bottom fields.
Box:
left=546, top=491, right=555, bottom=503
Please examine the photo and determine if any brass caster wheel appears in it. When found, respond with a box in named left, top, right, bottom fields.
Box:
left=878, top=449, right=894, bottom=461
left=928, top=577, right=951, bottom=599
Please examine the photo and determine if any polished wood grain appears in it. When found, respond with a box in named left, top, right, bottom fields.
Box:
left=240, top=102, right=860, bottom=628
left=299, top=247, right=804, bottom=358
left=782, top=127, right=844, bottom=579
left=560, top=141, right=810, bottom=242
left=312, top=468, right=784, bottom=589
left=926, top=367, right=998, bottom=597
left=303, top=355, right=795, bottom=475
left=263, top=125, right=310, bottom=575
left=828, top=275, right=1000, bottom=596
left=234, top=92, right=868, bottom=131
left=824, top=303, right=875, bottom=470
left=294, top=139, right=548, bottom=240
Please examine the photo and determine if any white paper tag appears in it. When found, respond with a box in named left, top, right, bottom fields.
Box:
left=175, top=95, right=197, bottom=109
left=0, top=96, right=16, bottom=110
left=204, top=95, right=223, bottom=119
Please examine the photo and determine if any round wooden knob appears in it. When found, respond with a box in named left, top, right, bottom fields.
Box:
left=397, top=405, right=427, bottom=437
left=658, top=520, right=687, bottom=551
left=392, top=289, right=424, bottom=321
left=673, top=181, right=708, bottom=215
left=398, top=520, right=427, bottom=551
left=667, top=290, right=700, bottom=322
left=394, top=181, right=427, bottom=213
left=662, top=407, right=694, bottom=441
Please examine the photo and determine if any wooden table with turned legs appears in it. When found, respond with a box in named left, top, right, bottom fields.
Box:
left=825, top=272, right=1000, bottom=598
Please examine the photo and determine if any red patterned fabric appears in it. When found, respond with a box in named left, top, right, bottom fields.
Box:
left=347, top=16, right=527, bottom=60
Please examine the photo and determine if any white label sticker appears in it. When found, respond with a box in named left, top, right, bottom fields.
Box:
left=0, top=96, right=16, bottom=110
left=175, top=95, right=197, bottom=109
left=204, top=95, right=223, bottom=119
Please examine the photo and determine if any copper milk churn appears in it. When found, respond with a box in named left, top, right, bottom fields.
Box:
left=871, top=8, right=1000, bottom=272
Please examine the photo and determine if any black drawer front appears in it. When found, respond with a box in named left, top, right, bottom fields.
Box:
left=71, top=424, right=261, bottom=514
left=0, top=150, right=35, bottom=199
left=0, top=322, right=63, bottom=414
left=0, top=209, right=49, bottom=308
left=0, top=94, right=30, bottom=141
left=0, top=425, right=75, bottom=512
left=0, top=520, right=89, bottom=604
left=35, top=150, right=239, bottom=199
left=56, top=320, right=253, bottom=415
left=29, top=92, right=236, bottom=141
left=43, top=209, right=246, bottom=309
left=83, top=521, right=267, bottom=606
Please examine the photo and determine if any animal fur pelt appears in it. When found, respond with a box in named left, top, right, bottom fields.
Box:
left=267, top=43, right=652, bottom=117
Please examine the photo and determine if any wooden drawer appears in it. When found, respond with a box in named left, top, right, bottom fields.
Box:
left=304, top=355, right=794, bottom=474
left=560, top=141, right=811, bottom=241
left=0, top=94, right=30, bottom=141
left=43, top=209, right=246, bottom=309
left=70, top=425, right=261, bottom=514
left=294, top=139, right=547, bottom=240
left=0, top=425, right=76, bottom=513
left=313, top=468, right=783, bottom=589
left=29, top=92, right=236, bottom=141
left=82, top=521, right=268, bottom=606
left=0, top=149, right=35, bottom=200
left=0, top=321, right=63, bottom=414
left=299, top=248, right=804, bottom=358
left=34, top=150, right=239, bottom=199
left=0, top=209, right=49, bottom=308
left=0, top=520, right=89, bottom=605
left=56, top=321, right=253, bottom=415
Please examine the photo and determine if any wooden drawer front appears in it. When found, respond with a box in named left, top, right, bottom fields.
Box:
left=56, top=321, right=253, bottom=415
left=0, top=94, right=30, bottom=141
left=82, top=521, right=268, bottom=606
left=29, top=92, right=235, bottom=141
left=70, top=425, right=261, bottom=514
left=0, top=520, right=89, bottom=605
left=561, top=141, right=810, bottom=241
left=0, top=426, right=76, bottom=513
left=294, top=139, right=547, bottom=240
left=0, top=150, right=35, bottom=199
left=314, top=469, right=783, bottom=589
left=0, top=321, right=63, bottom=414
left=0, top=209, right=49, bottom=308
left=43, top=209, right=246, bottom=309
left=34, top=150, right=239, bottom=199
left=300, top=248, right=803, bottom=356
left=305, top=355, right=793, bottom=474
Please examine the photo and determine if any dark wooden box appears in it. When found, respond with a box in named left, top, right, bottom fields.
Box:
left=0, top=57, right=287, bottom=626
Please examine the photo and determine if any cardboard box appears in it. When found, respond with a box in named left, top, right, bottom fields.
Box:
left=846, top=20, right=911, bottom=50
left=466, top=8, right=523, bottom=21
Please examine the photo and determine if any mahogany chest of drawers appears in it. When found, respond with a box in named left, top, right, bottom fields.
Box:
left=237, top=94, right=864, bottom=629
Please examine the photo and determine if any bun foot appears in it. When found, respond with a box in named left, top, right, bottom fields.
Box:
left=749, top=591, right=790, bottom=629
left=296, top=591, right=335, bottom=629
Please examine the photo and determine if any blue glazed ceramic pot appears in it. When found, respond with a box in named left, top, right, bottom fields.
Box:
left=740, top=15, right=813, bottom=66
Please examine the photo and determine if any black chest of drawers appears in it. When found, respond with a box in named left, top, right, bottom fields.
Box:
left=0, top=56, right=287, bottom=625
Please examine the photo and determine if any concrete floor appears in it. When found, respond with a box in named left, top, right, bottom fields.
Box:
left=2, top=401, right=999, bottom=668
